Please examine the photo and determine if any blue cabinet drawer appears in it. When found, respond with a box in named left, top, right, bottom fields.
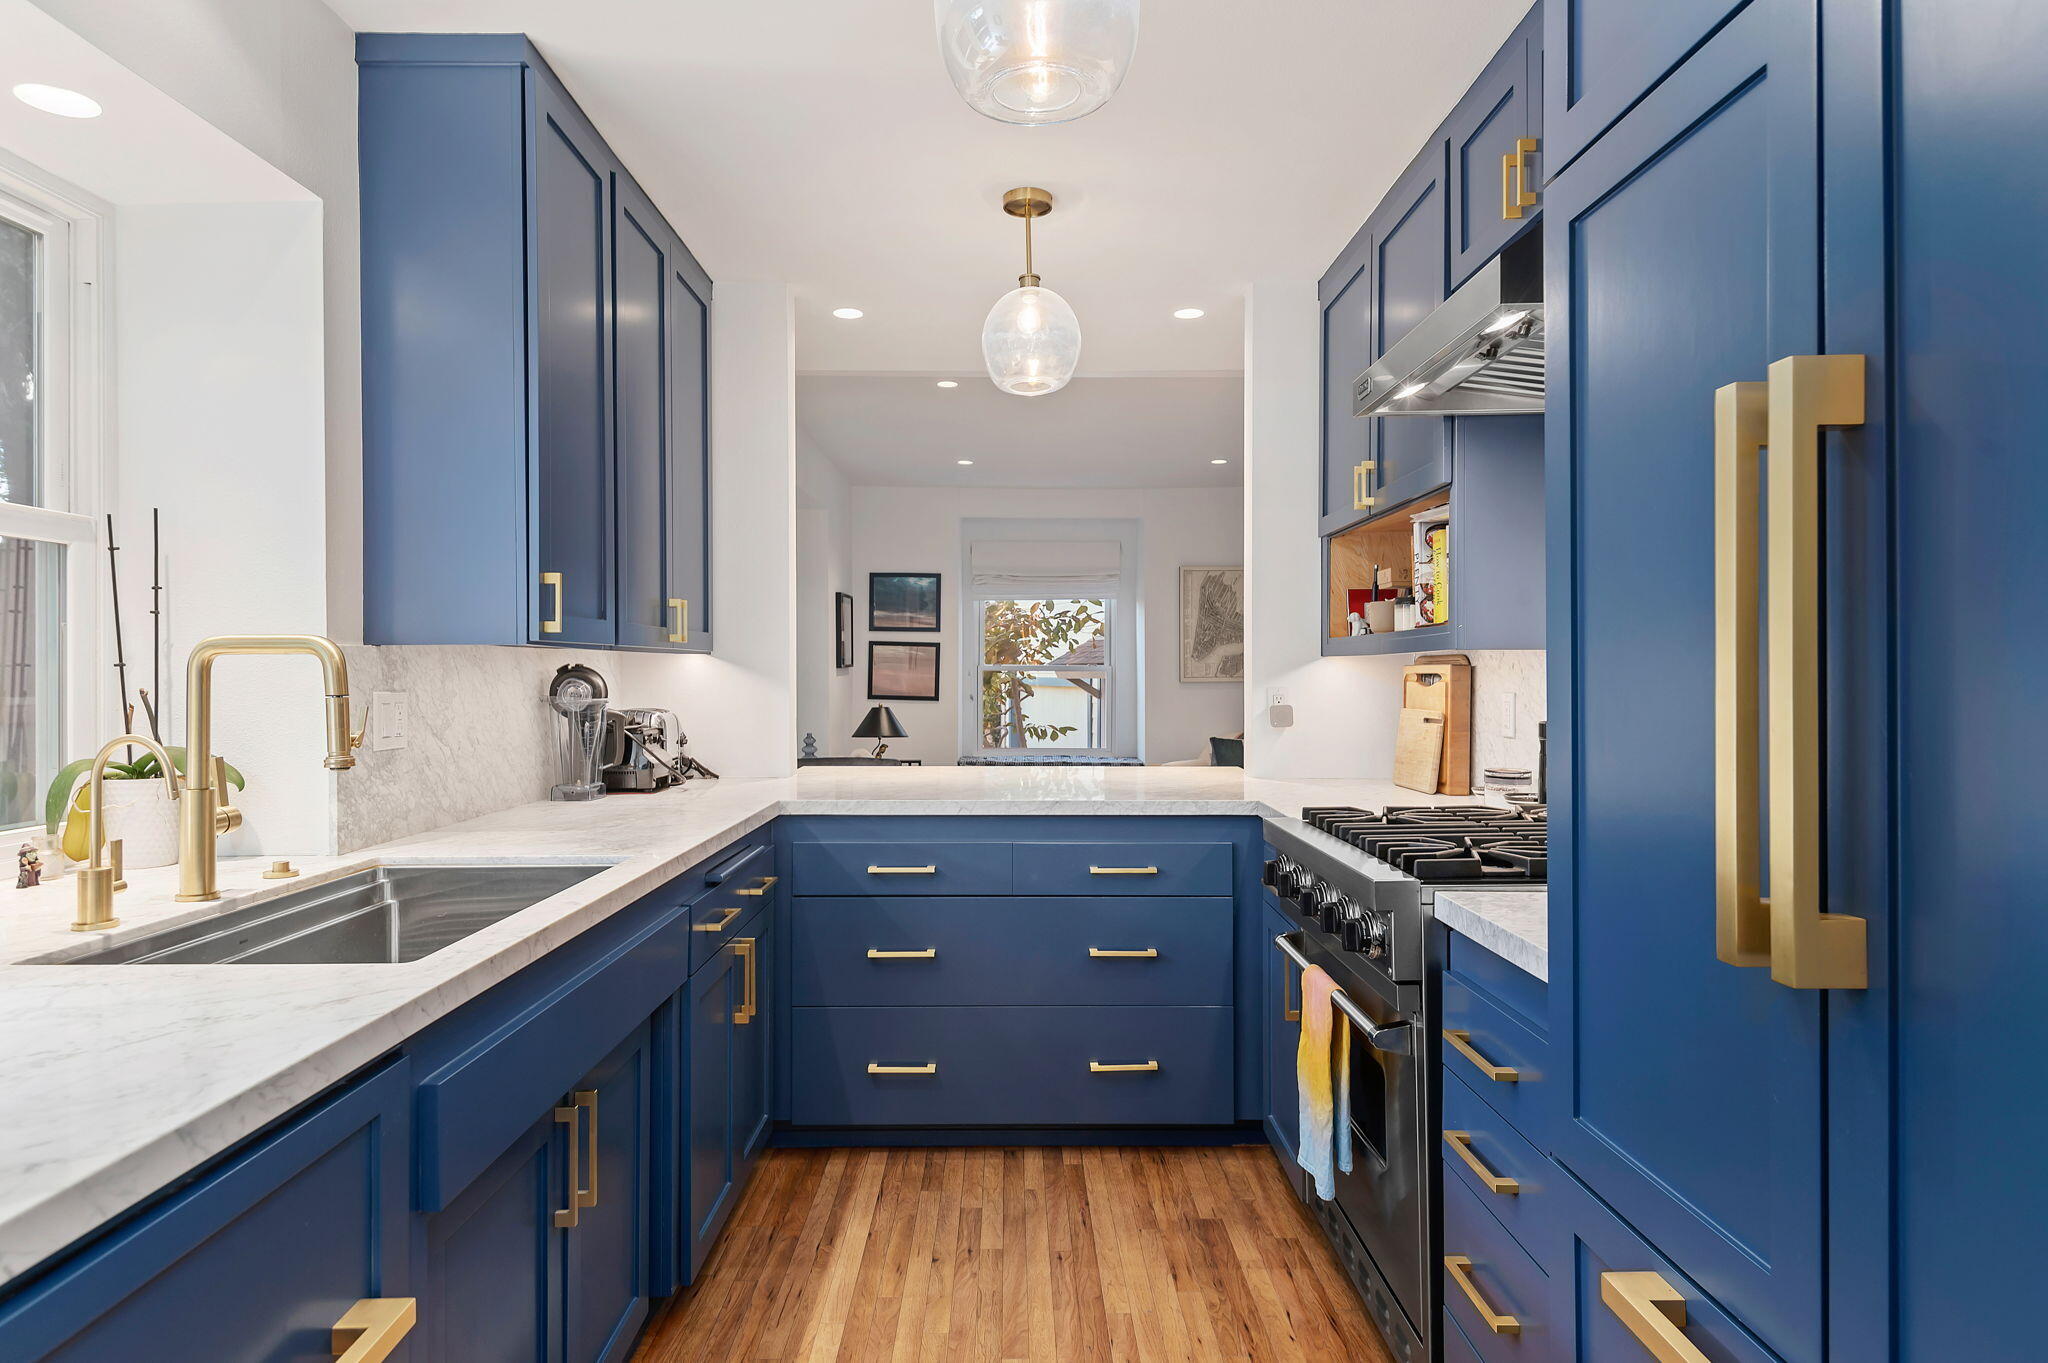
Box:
left=687, top=842, right=775, bottom=974
left=790, top=841, right=1012, bottom=896
left=1442, top=1070, right=1564, bottom=1274
left=1443, top=968, right=1551, bottom=1148
left=1441, top=1306, right=1486, bottom=1363
left=789, top=896, right=1232, bottom=1007
left=1442, top=1164, right=1553, bottom=1362
left=1012, top=841, right=1234, bottom=897
left=789, top=1005, right=1234, bottom=1128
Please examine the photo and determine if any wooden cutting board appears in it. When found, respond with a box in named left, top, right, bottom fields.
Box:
left=1403, top=653, right=1473, bottom=796
left=1393, top=708, right=1445, bottom=793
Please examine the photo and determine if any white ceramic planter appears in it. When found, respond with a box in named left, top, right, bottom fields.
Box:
left=102, top=780, right=180, bottom=869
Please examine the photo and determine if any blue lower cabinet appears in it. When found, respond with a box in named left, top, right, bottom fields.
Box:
left=1260, top=902, right=1304, bottom=1185
left=1010, top=841, right=1234, bottom=897
left=1441, top=1170, right=1552, bottom=1362
left=565, top=1025, right=653, bottom=1363
left=789, top=1005, right=1233, bottom=1128
left=683, top=924, right=771, bottom=1282
left=0, top=1062, right=412, bottom=1363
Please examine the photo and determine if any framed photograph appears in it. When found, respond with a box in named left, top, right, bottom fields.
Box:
left=869, top=572, right=942, bottom=631
left=868, top=641, right=941, bottom=701
left=834, top=591, right=854, bottom=669
left=1179, top=565, right=1245, bottom=682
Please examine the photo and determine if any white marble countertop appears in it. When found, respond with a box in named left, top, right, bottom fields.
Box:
left=0, top=765, right=1486, bottom=1285
left=1433, top=888, right=1549, bottom=981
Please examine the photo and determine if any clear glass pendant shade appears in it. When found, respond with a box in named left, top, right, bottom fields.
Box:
left=982, top=285, right=1081, bottom=396
left=935, top=0, right=1140, bottom=125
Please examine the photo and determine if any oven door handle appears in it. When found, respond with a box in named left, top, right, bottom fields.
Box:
left=1274, top=932, right=1412, bottom=1055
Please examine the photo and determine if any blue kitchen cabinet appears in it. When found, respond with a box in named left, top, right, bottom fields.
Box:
left=1365, top=142, right=1451, bottom=515
left=564, top=1025, right=653, bottom=1363
left=359, top=34, right=712, bottom=651
left=0, top=1062, right=412, bottom=1362
left=1260, top=900, right=1303, bottom=1188
left=1320, top=226, right=1376, bottom=535
left=683, top=923, right=770, bottom=1282
left=1446, top=3, right=1542, bottom=288
left=1542, top=0, right=1743, bottom=177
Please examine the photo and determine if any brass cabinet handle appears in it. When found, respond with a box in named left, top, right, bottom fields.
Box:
left=694, top=904, right=744, bottom=933
left=331, top=1298, right=417, bottom=1363
left=1445, top=1255, right=1521, bottom=1336
left=1713, top=379, right=1772, bottom=968
left=733, top=938, right=758, bottom=1024
left=735, top=875, right=779, bottom=897
left=667, top=597, right=689, bottom=644
left=1089, top=947, right=1159, bottom=958
left=1515, top=137, right=1539, bottom=207
left=1443, top=1130, right=1519, bottom=1195
left=573, top=1089, right=598, bottom=1210
left=1352, top=460, right=1377, bottom=511
left=1601, top=1271, right=1709, bottom=1363
left=1089, top=1060, right=1160, bottom=1073
left=1276, top=939, right=1301, bottom=1022
left=867, top=864, right=937, bottom=875
left=1502, top=150, right=1520, bottom=220
left=552, top=1101, right=581, bottom=1228
left=867, top=947, right=938, bottom=959
left=541, top=571, right=564, bottom=634
left=1088, top=865, right=1158, bottom=875
left=867, top=1062, right=937, bottom=1075
left=1444, top=1029, right=1519, bottom=1082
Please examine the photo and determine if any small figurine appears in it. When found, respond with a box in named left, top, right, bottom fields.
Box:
left=16, top=841, right=43, bottom=889
left=1348, top=611, right=1370, bottom=637
left=801, top=731, right=818, bottom=759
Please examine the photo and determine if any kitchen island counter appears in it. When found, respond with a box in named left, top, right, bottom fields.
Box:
left=1433, top=888, right=1548, bottom=980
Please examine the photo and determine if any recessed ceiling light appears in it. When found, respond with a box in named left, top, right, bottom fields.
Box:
left=1173, top=307, right=1206, bottom=320
left=1210, top=458, right=1229, bottom=465
left=12, top=84, right=102, bottom=119
left=831, top=307, right=864, bottom=320
left=936, top=380, right=959, bottom=388
left=956, top=459, right=975, bottom=465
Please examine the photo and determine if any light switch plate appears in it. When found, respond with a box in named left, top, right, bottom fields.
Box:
left=371, top=691, right=409, bottom=752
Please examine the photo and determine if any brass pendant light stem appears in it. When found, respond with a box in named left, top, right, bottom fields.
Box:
left=1003, top=186, right=1053, bottom=288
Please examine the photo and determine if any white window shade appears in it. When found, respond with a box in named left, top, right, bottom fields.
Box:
left=968, top=540, right=1122, bottom=595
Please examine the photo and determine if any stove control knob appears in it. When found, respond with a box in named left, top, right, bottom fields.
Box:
left=1339, top=909, right=1370, bottom=954
left=1356, top=910, right=1392, bottom=960
left=1316, top=890, right=1353, bottom=934
left=1287, top=872, right=1321, bottom=907
left=1262, top=857, right=1290, bottom=890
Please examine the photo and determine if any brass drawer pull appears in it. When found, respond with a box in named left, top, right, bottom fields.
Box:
left=331, top=1298, right=417, bottom=1363
left=868, top=1062, right=938, bottom=1075
left=1089, top=1060, right=1160, bottom=1073
left=552, top=1101, right=582, bottom=1228
left=868, top=864, right=938, bottom=875
left=1352, top=461, right=1377, bottom=511
left=540, top=571, right=564, bottom=634
left=1445, top=1254, right=1521, bottom=1336
left=1444, top=1130, right=1519, bottom=1195
left=1601, top=1271, right=1709, bottom=1363
left=1088, top=865, right=1159, bottom=875
left=734, top=938, right=758, bottom=1024
left=667, top=597, right=689, bottom=644
left=735, top=875, right=779, bottom=897
left=693, top=904, right=744, bottom=933
left=1713, top=379, right=1772, bottom=968
left=1089, top=947, right=1158, bottom=958
left=572, top=1089, right=598, bottom=1210
left=1444, top=1029, right=1519, bottom=1082
left=867, top=947, right=938, bottom=959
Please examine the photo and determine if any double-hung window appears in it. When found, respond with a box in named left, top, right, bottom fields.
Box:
left=0, top=176, right=101, bottom=831
left=967, top=539, right=1123, bottom=756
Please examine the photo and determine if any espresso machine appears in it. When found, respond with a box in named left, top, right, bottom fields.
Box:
left=601, top=707, right=717, bottom=791
left=547, top=666, right=718, bottom=797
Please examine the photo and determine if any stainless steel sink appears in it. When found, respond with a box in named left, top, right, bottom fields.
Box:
left=58, top=863, right=611, bottom=965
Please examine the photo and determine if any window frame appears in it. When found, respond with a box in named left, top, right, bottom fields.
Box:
left=0, top=164, right=109, bottom=833
left=969, top=594, right=1116, bottom=757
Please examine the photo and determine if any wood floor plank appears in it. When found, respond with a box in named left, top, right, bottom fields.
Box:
left=632, top=1145, right=1394, bottom=1363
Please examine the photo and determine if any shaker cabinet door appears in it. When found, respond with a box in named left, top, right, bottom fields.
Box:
left=664, top=244, right=713, bottom=654
left=1320, top=234, right=1375, bottom=535
left=1446, top=14, right=1539, bottom=287
left=1543, top=3, right=1825, bottom=1360
left=684, top=944, right=742, bottom=1281
left=563, top=1024, right=653, bottom=1363
left=1367, top=146, right=1451, bottom=513
left=1543, top=0, right=1745, bottom=174
left=421, top=1106, right=564, bottom=1363
left=612, top=174, right=680, bottom=651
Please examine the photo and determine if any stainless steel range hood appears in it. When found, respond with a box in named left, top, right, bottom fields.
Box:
left=1352, top=229, right=1543, bottom=417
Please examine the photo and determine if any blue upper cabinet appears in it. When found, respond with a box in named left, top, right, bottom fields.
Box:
left=1543, top=2, right=1832, bottom=1359
left=1542, top=0, right=1743, bottom=175
left=1365, top=142, right=1451, bottom=515
left=1319, top=226, right=1374, bottom=536
left=359, top=35, right=712, bottom=652
left=1445, top=4, right=1542, bottom=288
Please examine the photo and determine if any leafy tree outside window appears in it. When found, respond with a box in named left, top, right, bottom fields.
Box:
left=977, top=598, right=1109, bottom=750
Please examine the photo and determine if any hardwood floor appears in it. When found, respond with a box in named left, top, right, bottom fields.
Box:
left=632, top=1146, right=1395, bottom=1363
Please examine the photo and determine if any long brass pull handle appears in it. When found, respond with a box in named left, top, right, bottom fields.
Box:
left=1089, top=947, right=1159, bottom=958
left=1502, top=151, right=1521, bottom=220
left=867, top=1062, right=937, bottom=1075
left=1444, top=1255, right=1521, bottom=1335
left=668, top=597, right=689, bottom=644
left=573, top=1089, right=598, bottom=1210
left=1352, top=461, right=1377, bottom=511
left=735, top=875, right=779, bottom=897
left=1089, top=1060, right=1160, bottom=1073
left=1444, top=1130, right=1520, bottom=1195
left=541, top=571, right=564, bottom=634
left=1514, top=137, right=1538, bottom=207
left=1444, top=1029, right=1519, bottom=1082
left=1714, top=380, right=1772, bottom=967
left=331, top=1298, right=417, bottom=1363
left=1089, top=865, right=1158, bottom=876
left=867, top=947, right=938, bottom=959
left=733, top=938, right=757, bottom=1024
left=552, top=1101, right=581, bottom=1228
left=867, top=864, right=937, bottom=875
left=1765, top=353, right=1868, bottom=989
left=694, top=904, right=744, bottom=933
left=1601, top=1271, right=1709, bottom=1363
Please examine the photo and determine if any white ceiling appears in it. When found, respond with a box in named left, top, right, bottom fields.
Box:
left=323, top=0, right=1532, bottom=376
left=800, top=375, right=1240, bottom=488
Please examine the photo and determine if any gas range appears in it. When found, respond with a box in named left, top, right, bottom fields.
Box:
left=1302, top=803, right=1547, bottom=883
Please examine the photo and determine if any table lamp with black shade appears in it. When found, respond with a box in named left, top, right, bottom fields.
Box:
left=852, top=705, right=907, bottom=758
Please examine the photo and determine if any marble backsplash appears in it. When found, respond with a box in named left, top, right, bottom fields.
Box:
left=1462, top=649, right=1547, bottom=795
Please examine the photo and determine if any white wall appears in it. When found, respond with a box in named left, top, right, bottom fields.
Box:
left=840, top=485, right=1243, bottom=765
left=794, top=431, right=856, bottom=756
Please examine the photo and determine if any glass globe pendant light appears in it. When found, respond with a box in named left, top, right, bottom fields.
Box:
left=935, top=0, right=1140, bottom=126
left=982, top=187, right=1081, bottom=397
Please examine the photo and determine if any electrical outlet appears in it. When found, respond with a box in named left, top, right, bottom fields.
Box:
left=371, top=691, right=409, bottom=752
left=1267, top=688, right=1289, bottom=710
left=1503, top=692, right=1517, bottom=740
